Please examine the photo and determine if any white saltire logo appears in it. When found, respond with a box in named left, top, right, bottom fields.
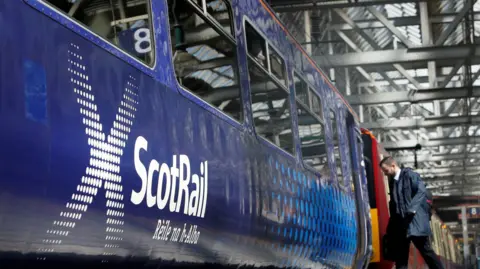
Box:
left=38, top=43, right=139, bottom=261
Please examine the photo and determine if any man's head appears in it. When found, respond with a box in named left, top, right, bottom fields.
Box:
left=379, top=156, right=400, bottom=177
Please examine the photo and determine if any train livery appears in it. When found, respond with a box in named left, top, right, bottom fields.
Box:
left=0, top=0, right=372, bottom=268
left=361, top=130, right=462, bottom=269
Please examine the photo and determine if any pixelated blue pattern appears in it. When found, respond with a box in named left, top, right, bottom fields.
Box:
left=266, top=157, right=357, bottom=268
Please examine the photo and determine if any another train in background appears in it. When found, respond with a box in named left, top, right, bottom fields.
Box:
left=361, top=129, right=463, bottom=269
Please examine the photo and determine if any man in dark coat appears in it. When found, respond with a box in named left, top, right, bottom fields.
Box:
left=380, top=156, right=444, bottom=269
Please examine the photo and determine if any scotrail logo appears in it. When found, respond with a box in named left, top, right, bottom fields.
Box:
left=131, top=137, right=209, bottom=218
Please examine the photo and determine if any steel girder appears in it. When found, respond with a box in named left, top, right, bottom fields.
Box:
left=271, top=0, right=425, bottom=12
left=363, top=115, right=480, bottom=130
left=382, top=136, right=480, bottom=149
left=395, top=152, right=480, bottom=163
left=345, top=86, right=480, bottom=105
left=326, top=13, right=480, bottom=31
left=315, top=45, right=480, bottom=68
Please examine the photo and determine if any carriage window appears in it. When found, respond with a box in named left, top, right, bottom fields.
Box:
left=268, top=45, right=286, bottom=85
left=245, top=21, right=293, bottom=154
left=168, top=0, right=242, bottom=122
left=44, top=0, right=154, bottom=65
left=297, top=101, right=327, bottom=171
left=330, top=110, right=345, bottom=188
left=246, top=23, right=267, bottom=68
left=311, top=91, right=323, bottom=118
left=248, top=59, right=294, bottom=154
left=193, top=0, right=233, bottom=36
left=294, top=73, right=309, bottom=105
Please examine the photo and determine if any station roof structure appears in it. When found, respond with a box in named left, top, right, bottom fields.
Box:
left=269, top=0, right=480, bottom=230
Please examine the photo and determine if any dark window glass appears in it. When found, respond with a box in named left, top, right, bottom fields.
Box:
left=330, top=110, right=345, bottom=188
left=268, top=45, right=286, bottom=85
left=311, top=91, right=323, bottom=119
left=245, top=23, right=267, bottom=69
left=248, top=58, right=294, bottom=154
left=294, top=73, right=309, bottom=105
left=46, top=0, right=155, bottom=65
left=169, top=0, right=242, bottom=121
left=297, top=101, right=327, bottom=170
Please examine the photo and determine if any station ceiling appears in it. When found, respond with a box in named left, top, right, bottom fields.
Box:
left=269, top=0, right=480, bottom=229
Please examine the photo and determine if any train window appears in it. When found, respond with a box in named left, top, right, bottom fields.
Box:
left=248, top=59, right=294, bottom=154
left=44, top=0, right=155, bottom=65
left=311, top=92, right=323, bottom=119
left=168, top=0, right=243, bottom=122
left=246, top=23, right=267, bottom=68
left=193, top=0, right=233, bottom=36
left=268, top=45, right=287, bottom=86
left=330, top=110, right=345, bottom=188
left=293, top=73, right=309, bottom=105
left=245, top=21, right=293, bottom=154
left=296, top=101, right=327, bottom=170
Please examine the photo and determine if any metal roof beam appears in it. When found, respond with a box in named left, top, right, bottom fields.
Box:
left=416, top=166, right=480, bottom=175
left=395, top=152, right=480, bottom=163
left=424, top=175, right=480, bottom=182
left=382, top=136, right=480, bottom=149
left=271, top=0, right=425, bottom=12
left=326, top=13, right=480, bottom=31
left=435, top=0, right=473, bottom=46
left=346, top=86, right=480, bottom=105
left=363, top=115, right=480, bottom=130
left=315, top=45, right=480, bottom=67
left=366, top=6, right=414, bottom=48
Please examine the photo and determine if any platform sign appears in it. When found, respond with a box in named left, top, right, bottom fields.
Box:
left=471, top=208, right=478, bottom=215
left=457, top=208, right=480, bottom=220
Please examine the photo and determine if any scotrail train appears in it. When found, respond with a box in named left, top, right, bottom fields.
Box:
left=0, top=0, right=444, bottom=268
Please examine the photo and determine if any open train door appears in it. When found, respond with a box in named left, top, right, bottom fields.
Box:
left=346, top=114, right=369, bottom=268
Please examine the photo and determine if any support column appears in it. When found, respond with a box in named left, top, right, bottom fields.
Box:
left=304, top=10, right=312, bottom=55
left=345, top=65, right=351, bottom=95
left=419, top=2, right=436, bottom=87
left=328, top=10, right=335, bottom=83
left=463, top=206, right=469, bottom=268
left=420, top=1, right=444, bottom=154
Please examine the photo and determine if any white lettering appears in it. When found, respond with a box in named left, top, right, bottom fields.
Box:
left=146, top=160, right=159, bottom=207
left=131, top=136, right=148, bottom=205
left=177, top=155, right=191, bottom=214
left=132, top=137, right=208, bottom=218
left=169, top=155, right=178, bottom=212
left=157, top=162, right=171, bottom=210
left=202, top=161, right=208, bottom=218
left=189, top=174, right=199, bottom=216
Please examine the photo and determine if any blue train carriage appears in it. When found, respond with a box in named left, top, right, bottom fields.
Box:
left=0, top=0, right=371, bottom=268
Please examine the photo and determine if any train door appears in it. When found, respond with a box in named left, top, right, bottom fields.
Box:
left=346, top=114, right=368, bottom=268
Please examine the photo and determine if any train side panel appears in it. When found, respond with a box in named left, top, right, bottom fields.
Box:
left=0, top=0, right=367, bottom=268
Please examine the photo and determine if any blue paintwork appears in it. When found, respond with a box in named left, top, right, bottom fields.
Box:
left=0, top=0, right=372, bottom=268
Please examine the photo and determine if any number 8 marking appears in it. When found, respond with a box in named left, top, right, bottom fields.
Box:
left=134, top=28, right=152, bottom=54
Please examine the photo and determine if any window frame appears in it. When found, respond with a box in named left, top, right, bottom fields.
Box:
left=27, top=0, right=157, bottom=69
left=187, top=0, right=236, bottom=43
left=168, top=0, right=245, bottom=128
left=267, top=44, right=288, bottom=87
left=330, top=109, right=347, bottom=190
left=243, top=17, right=294, bottom=158
left=293, top=70, right=328, bottom=174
